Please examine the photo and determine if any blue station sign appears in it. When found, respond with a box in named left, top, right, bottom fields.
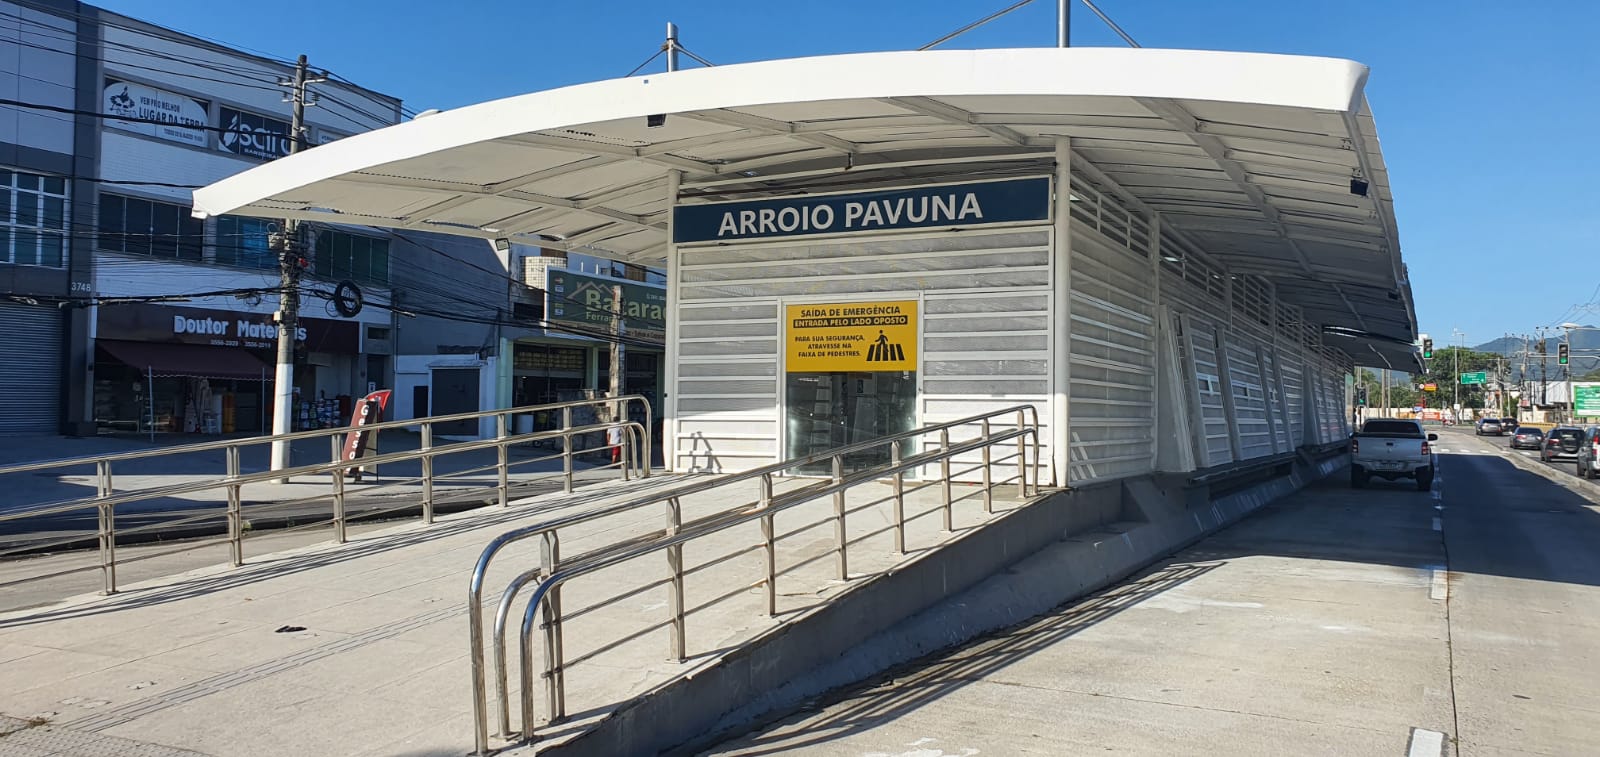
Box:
left=672, top=177, right=1050, bottom=244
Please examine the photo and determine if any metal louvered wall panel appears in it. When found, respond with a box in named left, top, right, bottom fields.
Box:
left=922, top=290, right=1052, bottom=483
left=1186, top=317, right=1234, bottom=468
left=1225, top=332, right=1275, bottom=460
left=1067, top=226, right=1156, bottom=484
left=0, top=301, right=61, bottom=432
left=672, top=301, right=781, bottom=472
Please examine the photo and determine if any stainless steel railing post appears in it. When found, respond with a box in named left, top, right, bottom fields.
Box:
left=95, top=460, right=116, bottom=594
left=940, top=428, right=953, bottom=532
left=640, top=397, right=653, bottom=478
left=665, top=496, right=686, bottom=662
left=759, top=473, right=776, bottom=617
left=981, top=419, right=994, bottom=514
left=831, top=454, right=847, bottom=581
left=226, top=445, right=243, bottom=566
left=890, top=443, right=905, bottom=554
left=497, top=413, right=510, bottom=508
left=420, top=423, right=435, bottom=524
left=561, top=407, right=573, bottom=494
left=330, top=435, right=347, bottom=544
left=538, top=531, right=565, bottom=724
left=1017, top=409, right=1029, bottom=497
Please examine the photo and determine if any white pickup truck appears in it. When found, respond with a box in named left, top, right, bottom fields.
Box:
left=1349, top=419, right=1437, bottom=491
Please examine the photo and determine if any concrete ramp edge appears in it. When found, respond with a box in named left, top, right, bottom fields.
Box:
left=542, top=452, right=1346, bottom=756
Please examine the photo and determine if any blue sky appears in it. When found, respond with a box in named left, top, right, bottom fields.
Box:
left=97, top=0, right=1599, bottom=347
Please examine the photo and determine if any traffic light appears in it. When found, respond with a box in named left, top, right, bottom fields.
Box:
left=1560, top=342, right=1570, bottom=365
left=1356, top=387, right=1368, bottom=406
left=1422, top=338, right=1433, bottom=359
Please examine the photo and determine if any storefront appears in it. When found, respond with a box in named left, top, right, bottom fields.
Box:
left=93, top=303, right=360, bottom=434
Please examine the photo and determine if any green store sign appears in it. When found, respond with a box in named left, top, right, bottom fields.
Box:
left=545, top=269, right=665, bottom=341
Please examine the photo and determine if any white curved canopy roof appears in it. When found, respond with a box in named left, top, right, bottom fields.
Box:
left=193, top=47, right=1416, bottom=359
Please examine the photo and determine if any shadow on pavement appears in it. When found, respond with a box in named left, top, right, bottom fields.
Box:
left=716, top=560, right=1220, bottom=756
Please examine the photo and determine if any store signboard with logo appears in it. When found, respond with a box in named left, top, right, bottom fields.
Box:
left=545, top=269, right=665, bottom=341
left=103, top=79, right=209, bottom=147
left=98, top=303, right=358, bottom=352
left=219, top=106, right=294, bottom=160
left=785, top=300, right=918, bottom=373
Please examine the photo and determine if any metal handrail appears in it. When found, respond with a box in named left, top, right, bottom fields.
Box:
left=0, top=420, right=639, bottom=523
left=466, top=404, right=1041, bottom=753
left=0, top=395, right=651, bottom=477
left=0, top=396, right=653, bottom=596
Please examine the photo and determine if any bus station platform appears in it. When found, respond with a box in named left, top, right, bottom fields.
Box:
left=0, top=465, right=1041, bottom=756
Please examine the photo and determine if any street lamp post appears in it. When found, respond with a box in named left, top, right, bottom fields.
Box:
left=1452, top=329, right=1465, bottom=423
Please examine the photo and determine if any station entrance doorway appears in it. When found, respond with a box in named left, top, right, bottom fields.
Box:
left=786, top=370, right=916, bottom=474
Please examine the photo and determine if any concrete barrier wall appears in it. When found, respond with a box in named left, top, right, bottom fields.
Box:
left=546, top=451, right=1347, bottom=756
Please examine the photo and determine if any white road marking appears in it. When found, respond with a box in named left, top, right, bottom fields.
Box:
left=1429, top=570, right=1448, bottom=601
left=1431, top=490, right=1441, bottom=500
left=1432, top=517, right=1441, bottom=531
left=1407, top=727, right=1446, bottom=757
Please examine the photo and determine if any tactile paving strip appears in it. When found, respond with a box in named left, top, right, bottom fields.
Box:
left=0, top=714, right=210, bottom=756
left=59, top=606, right=459, bottom=734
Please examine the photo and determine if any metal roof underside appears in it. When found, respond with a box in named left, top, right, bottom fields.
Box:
left=192, top=47, right=1417, bottom=368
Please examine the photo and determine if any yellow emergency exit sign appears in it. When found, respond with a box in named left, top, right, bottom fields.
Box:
left=785, top=300, right=917, bottom=373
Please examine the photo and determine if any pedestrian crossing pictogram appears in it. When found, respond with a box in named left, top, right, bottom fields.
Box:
left=866, top=330, right=905, bottom=362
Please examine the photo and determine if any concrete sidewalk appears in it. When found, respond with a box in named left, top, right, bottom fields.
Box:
left=0, top=466, right=1027, bottom=756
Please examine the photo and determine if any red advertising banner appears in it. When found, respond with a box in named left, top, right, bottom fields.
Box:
left=342, top=389, right=392, bottom=479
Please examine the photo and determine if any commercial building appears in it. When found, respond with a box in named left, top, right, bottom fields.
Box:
left=0, top=1, right=662, bottom=437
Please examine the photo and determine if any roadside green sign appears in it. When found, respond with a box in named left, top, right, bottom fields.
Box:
left=1459, top=371, right=1487, bottom=385
left=1574, top=383, right=1600, bottom=416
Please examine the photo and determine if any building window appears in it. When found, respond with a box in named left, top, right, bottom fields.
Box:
left=366, top=326, right=390, bottom=340
left=98, top=193, right=203, bottom=261
left=0, top=169, right=69, bottom=267
left=215, top=215, right=277, bottom=270
left=314, top=229, right=389, bottom=285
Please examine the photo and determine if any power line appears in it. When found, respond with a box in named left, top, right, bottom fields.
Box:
left=7, top=2, right=299, bottom=68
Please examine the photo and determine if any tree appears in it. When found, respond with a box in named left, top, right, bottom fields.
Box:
left=1411, top=347, right=1501, bottom=410
left=1356, top=369, right=1417, bottom=409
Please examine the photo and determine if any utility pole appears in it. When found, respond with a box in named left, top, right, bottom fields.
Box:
left=1057, top=0, right=1071, bottom=47
left=609, top=283, right=625, bottom=426
left=269, top=55, right=324, bottom=476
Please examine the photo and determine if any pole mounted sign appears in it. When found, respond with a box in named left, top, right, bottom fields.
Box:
left=1459, top=371, right=1487, bottom=385
left=1574, top=383, right=1600, bottom=416
left=673, top=177, right=1050, bottom=244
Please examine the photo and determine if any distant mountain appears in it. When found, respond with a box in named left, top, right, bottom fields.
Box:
left=1475, top=328, right=1600, bottom=380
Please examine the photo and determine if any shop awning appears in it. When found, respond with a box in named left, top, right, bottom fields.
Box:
left=99, top=341, right=272, bottom=381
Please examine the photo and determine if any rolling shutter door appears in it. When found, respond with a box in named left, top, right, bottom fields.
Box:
left=0, top=301, right=62, bottom=432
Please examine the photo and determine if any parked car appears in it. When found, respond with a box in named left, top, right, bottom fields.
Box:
left=1475, top=417, right=1504, bottom=436
left=1350, top=418, right=1437, bottom=491
left=1509, top=426, right=1545, bottom=450
left=1541, top=426, right=1586, bottom=463
left=1577, top=427, right=1600, bottom=479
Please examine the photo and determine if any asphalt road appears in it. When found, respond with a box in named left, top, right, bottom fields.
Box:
left=707, top=431, right=1600, bottom=755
